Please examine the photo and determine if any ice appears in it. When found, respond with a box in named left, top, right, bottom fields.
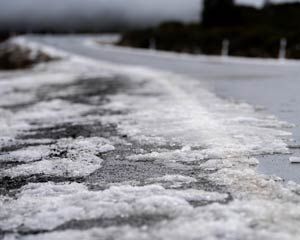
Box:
left=1, top=137, right=115, bottom=177
left=101, top=70, right=290, bottom=161
left=1, top=36, right=300, bottom=240
left=4, top=199, right=300, bottom=240
left=10, top=38, right=289, bottom=162
left=0, top=182, right=228, bottom=232
left=148, top=175, right=197, bottom=183
left=87, top=34, right=121, bottom=45
left=128, top=150, right=207, bottom=163
left=289, top=157, right=300, bottom=163
left=0, top=145, right=51, bottom=163
left=16, top=99, right=93, bottom=122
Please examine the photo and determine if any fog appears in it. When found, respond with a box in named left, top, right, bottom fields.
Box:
left=0, top=0, right=297, bottom=32
left=0, top=0, right=200, bottom=32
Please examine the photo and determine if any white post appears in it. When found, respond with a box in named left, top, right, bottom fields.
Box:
left=149, top=38, right=156, bottom=50
left=279, top=38, right=287, bottom=61
left=221, top=39, right=229, bottom=58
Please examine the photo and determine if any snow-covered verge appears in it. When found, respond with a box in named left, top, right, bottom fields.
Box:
left=1, top=36, right=300, bottom=240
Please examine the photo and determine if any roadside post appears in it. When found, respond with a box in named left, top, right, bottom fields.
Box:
left=221, top=39, right=229, bottom=59
left=149, top=38, right=156, bottom=50
left=279, top=38, right=287, bottom=61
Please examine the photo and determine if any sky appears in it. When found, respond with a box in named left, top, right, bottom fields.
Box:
left=0, top=0, right=297, bottom=32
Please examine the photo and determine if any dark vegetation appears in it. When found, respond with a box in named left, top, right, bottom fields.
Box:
left=120, top=1, right=300, bottom=59
left=0, top=33, right=9, bottom=44
left=0, top=42, right=54, bottom=70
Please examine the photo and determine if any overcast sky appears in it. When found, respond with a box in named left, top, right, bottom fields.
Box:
left=0, top=0, right=297, bottom=32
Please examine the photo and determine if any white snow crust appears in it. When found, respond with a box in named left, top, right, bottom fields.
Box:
left=0, top=182, right=227, bottom=231
left=1, top=137, right=114, bottom=177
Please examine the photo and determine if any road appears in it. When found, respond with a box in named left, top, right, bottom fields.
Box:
left=1, top=35, right=300, bottom=240
left=28, top=35, right=300, bottom=183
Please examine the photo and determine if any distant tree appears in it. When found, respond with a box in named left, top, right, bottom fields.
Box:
left=202, top=0, right=240, bottom=28
left=263, top=0, right=272, bottom=7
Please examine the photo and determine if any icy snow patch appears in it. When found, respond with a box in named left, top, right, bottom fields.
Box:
left=289, top=157, right=300, bottom=163
left=0, top=145, right=51, bottom=163
left=16, top=99, right=92, bottom=123
left=128, top=150, right=207, bottom=163
left=146, top=175, right=198, bottom=188
left=0, top=69, right=81, bottom=109
left=5, top=199, right=300, bottom=240
left=102, top=71, right=290, bottom=161
left=148, top=175, right=197, bottom=184
left=1, top=137, right=114, bottom=178
left=0, top=182, right=228, bottom=232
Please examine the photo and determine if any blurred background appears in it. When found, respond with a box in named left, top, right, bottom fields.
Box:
left=1, top=0, right=300, bottom=58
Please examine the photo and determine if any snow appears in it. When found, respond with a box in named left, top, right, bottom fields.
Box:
left=1, top=137, right=114, bottom=177
left=11, top=37, right=69, bottom=59
left=0, top=182, right=228, bottom=232
left=289, top=157, right=300, bottom=163
left=99, top=70, right=291, bottom=160
left=0, top=41, right=119, bottom=179
left=4, top=197, right=300, bottom=240
left=148, top=175, right=197, bottom=183
left=0, top=145, right=51, bottom=163
left=93, top=34, right=121, bottom=45
left=1, top=36, right=300, bottom=239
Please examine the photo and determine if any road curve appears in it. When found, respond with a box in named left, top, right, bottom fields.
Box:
left=26, top=35, right=300, bottom=183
